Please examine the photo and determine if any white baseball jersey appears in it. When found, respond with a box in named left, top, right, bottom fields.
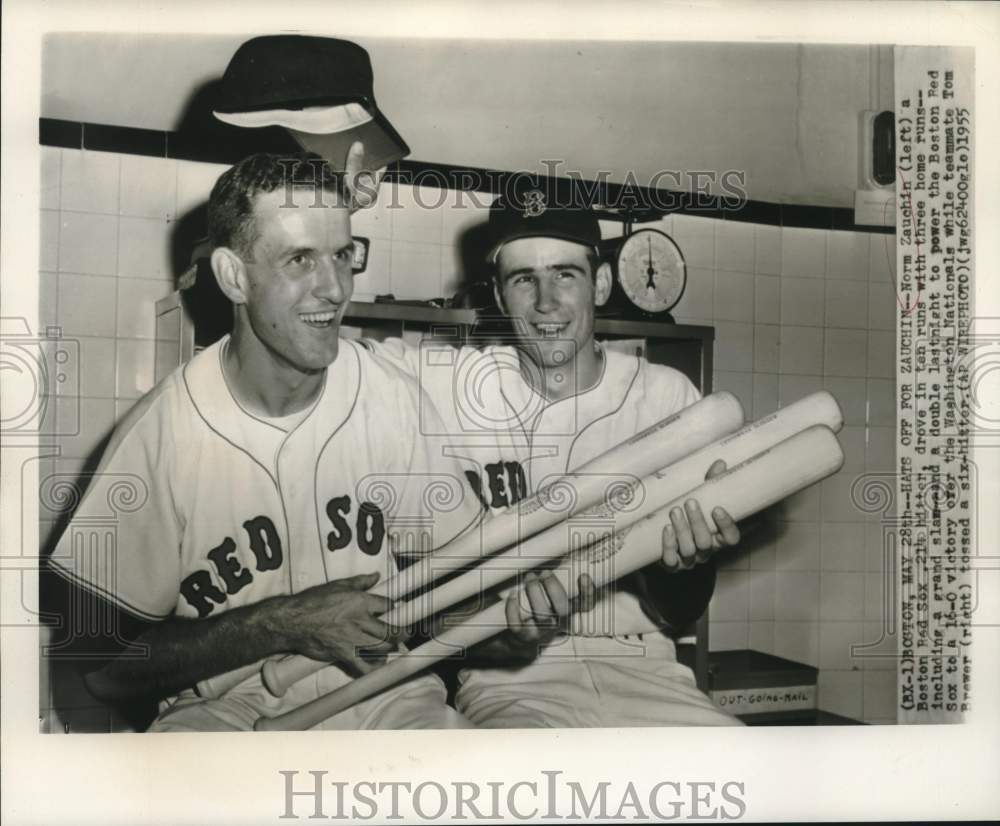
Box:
left=49, top=336, right=480, bottom=730
left=362, top=337, right=701, bottom=636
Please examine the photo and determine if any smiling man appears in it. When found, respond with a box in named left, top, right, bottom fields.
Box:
left=487, top=205, right=611, bottom=402
left=367, top=191, right=743, bottom=727
left=46, top=153, right=555, bottom=731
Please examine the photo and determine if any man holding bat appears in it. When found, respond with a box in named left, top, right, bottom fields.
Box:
left=364, top=190, right=743, bottom=727
left=44, top=153, right=567, bottom=731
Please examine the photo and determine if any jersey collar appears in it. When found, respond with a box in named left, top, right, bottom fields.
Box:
left=182, top=336, right=361, bottom=457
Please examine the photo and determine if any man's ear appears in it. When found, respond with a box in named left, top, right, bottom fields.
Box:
left=594, top=261, right=613, bottom=307
left=493, top=278, right=507, bottom=314
left=211, top=247, right=249, bottom=305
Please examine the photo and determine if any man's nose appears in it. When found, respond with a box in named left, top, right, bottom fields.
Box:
left=314, top=258, right=351, bottom=302
left=534, top=278, right=558, bottom=312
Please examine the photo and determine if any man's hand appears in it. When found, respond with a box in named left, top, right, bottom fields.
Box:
left=70, top=569, right=408, bottom=703
left=344, top=141, right=385, bottom=210
left=273, top=572, right=407, bottom=676
left=505, top=571, right=597, bottom=648
left=661, top=459, right=740, bottom=570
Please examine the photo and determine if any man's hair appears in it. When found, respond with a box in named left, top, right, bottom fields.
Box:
left=208, top=152, right=347, bottom=259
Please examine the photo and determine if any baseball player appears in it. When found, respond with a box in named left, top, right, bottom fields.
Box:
left=45, top=153, right=566, bottom=731
left=363, top=192, right=743, bottom=727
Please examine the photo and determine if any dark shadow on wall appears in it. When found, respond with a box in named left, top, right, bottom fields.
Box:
left=171, top=79, right=301, bottom=166
left=451, top=220, right=497, bottom=311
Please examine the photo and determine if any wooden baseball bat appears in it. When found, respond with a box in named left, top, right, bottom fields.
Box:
left=254, top=424, right=845, bottom=730
left=195, top=663, right=263, bottom=700
left=261, top=390, right=841, bottom=696
left=258, top=390, right=745, bottom=697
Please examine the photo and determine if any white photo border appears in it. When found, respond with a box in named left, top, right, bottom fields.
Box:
left=2, top=1, right=998, bottom=822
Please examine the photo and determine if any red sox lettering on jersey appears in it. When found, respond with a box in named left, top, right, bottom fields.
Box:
left=464, top=461, right=528, bottom=511
left=178, top=495, right=389, bottom=618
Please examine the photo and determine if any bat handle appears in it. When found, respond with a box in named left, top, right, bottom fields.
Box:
left=255, top=602, right=509, bottom=731
left=195, top=661, right=266, bottom=699
left=262, top=654, right=328, bottom=697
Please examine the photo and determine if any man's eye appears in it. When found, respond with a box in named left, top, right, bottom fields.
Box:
left=288, top=254, right=312, bottom=268
left=557, top=270, right=577, bottom=279
left=335, top=248, right=354, bottom=263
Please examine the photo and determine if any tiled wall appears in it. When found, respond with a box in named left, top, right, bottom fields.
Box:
left=345, top=183, right=496, bottom=302
left=40, top=146, right=897, bottom=728
left=39, top=147, right=218, bottom=731
left=659, top=214, right=898, bottom=725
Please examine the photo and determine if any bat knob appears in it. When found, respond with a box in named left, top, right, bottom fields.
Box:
left=253, top=715, right=280, bottom=732
left=261, top=660, right=289, bottom=697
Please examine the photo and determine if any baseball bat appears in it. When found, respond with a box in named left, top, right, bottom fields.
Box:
left=259, top=391, right=745, bottom=696
left=254, top=424, right=845, bottom=730
left=196, top=663, right=263, bottom=700
left=261, top=390, right=841, bottom=696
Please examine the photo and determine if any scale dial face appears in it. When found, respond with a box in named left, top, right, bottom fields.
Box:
left=616, top=228, right=686, bottom=316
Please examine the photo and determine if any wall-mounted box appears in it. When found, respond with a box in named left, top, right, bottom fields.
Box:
left=708, top=649, right=818, bottom=720
left=854, top=109, right=896, bottom=227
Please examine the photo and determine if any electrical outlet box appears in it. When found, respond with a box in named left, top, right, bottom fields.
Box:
left=855, top=110, right=896, bottom=226
left=858, top=109, right=895, bottom=190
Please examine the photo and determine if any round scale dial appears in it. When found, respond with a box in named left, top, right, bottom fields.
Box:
left=616, top=228, right=686, bottom=316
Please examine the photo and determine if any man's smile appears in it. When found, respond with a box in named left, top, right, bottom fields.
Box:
left=299, top=309, right=339, bottom=328
left=532, top=322, right=569, bottom=338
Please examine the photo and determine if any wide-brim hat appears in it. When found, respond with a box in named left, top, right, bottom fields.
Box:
left=213, top=35, right=410, bottom=171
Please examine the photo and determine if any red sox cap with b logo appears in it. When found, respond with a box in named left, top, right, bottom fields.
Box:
left=485, top=190, right=602, bottom=263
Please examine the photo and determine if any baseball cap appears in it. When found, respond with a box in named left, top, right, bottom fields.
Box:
left=213, top=35, right=410, bottom=171
left=485, top=191, right=601, bottom=263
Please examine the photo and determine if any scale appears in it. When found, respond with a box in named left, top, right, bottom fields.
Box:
left=600, top=213, right=687, bottom=321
